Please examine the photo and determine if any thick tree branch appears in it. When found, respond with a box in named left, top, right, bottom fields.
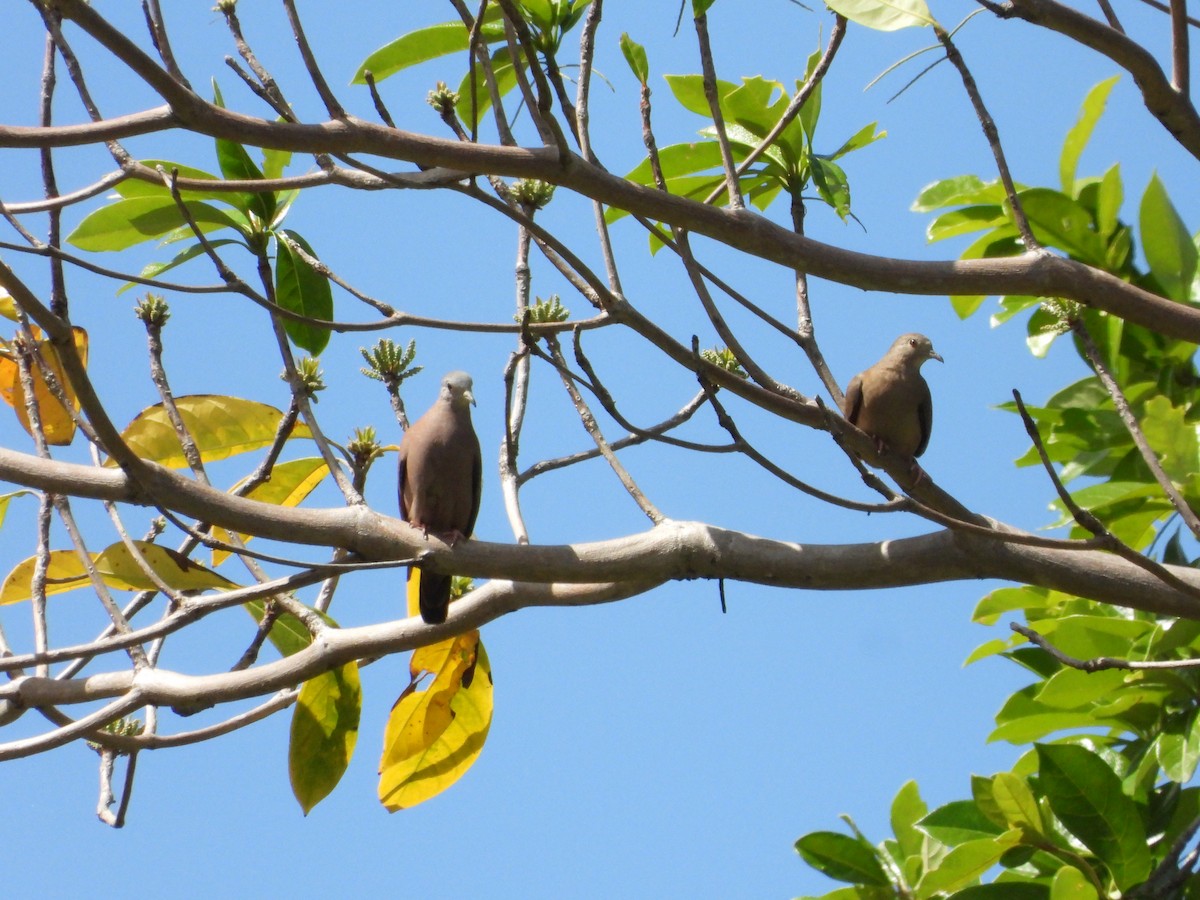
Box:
left=1000, top=0, right=1200, bottom=158
left=0, top=447, right=1198, bottom=618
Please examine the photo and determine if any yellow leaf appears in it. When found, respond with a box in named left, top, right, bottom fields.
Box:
left=212, top=457, right=329, bottom=565
left=0, top=540, right=236, bottom=604
left=0, top=294, right=18, bottom=322
left=290, top=660, right=361, bottom=815
left=96, top=541, right=237, bottom=592
left=378, top=635, right=493, bottom=811
left=107, top=395, right=313, bottom=467
left=0, top=326, right=88, bottom=445
left=0, top=549, right=92, bottom=605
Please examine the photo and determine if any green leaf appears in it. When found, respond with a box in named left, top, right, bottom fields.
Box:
left=522, top=0, right=556, bottom=32
left=68, top=197, right=244, bottom=252
left=275, top=230, right=333, bottom=354
left=262, top=146, right=293, bottom=182
left=970, top=775, right=1008, bottom=829
left=700, top=122, right=788, bottom=170
left=949, top=295, right=987, bottom=319
left=812, top=157, right=851, bottom=220
left=927, top=206, right=1007, bottom=243
left=619, top=33, right=648, bottom=83
left=212, top=80, right=276, bottom=224
left=963, top=636, right=1020, bottom=666
left=1029, top=614, right=1152, bottom=660
left=912, top=175, right=992, bottom=212
left=918, top=800, right=1004, bottom=846
left=948, top=885, right=1049, bottom=899
left=1035, top=743, right=1151, bottom=890
left=829, top=121, right=885, bottom=160
left=1059, top=76, right=1119, bottom=195
left=352, top=16, right=506, bottom=84
left=1095, top=164, right=1123, bottom=239
left=972, top=586, right=1056, bottom=625
left=245, top=598, right=312, bottom=658
left=723, top=76, right=789, bottom=139
left=825, top=0, right=937, bottom=31
left=1140, top=395, right=1199, bottom=485
left=665, top=73, right=732, bottom=119
left=627, top=141, right=726, bottom=184
left=1157, top=710, right=1200, bottom=783
left=1049, top=865, right=1099, bottom=900
left=913, top=830, right=1021, bottom=897
left=891, top=780, right=928, bottom=858
left=1034, top=668, right=1127, bottom=710
left=797, top=49, right=824, bottom=145
left=289, top=660, right=362, bottom=814
left=990, top=771, right=1042, bottom=832
left=114, top=160, right=254, bottom=212
left=692, top=0, right=718, bottom=15
left=1139, top=173, right=1197, bottom=301
left=794, top=831, right=889, bottom=885
left=1018, top=189, right=1106, bottom=265
left=991, top=295, right=1043, bottom=326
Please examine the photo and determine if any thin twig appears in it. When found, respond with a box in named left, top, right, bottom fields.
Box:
left=279, top=0, right=344, bottom=118
left=1134, top=0, right=1200, bottom=28
left=546, top=334, right=664, bottom=524
left=1094, top=0, right=1125, bottom=32
left=1013, top=389, right=1200, bottom=603
left=1170, top=0, right=1191, bottom=96
left=1071, top=318, right=1200, bottom=542
left=697, top=364, right=903, bottom=514
left=692, top=9, right=744, bottom=210
left=142, top=0, right=189, bottom=87
left=573, top=330, right=735, bottom=453
left=936, top=26, right=1038, bottom=250
left=702, top=15, right=847, bottom=205
left=501, top=222, right=535, bottom=545
left=448, top=0, right=516, bottom=145
left=518, top=391, right=710, bottom=483
left=791, top=196, right=842, bottom=406
left=1011, top=621, right=1200, bottom=669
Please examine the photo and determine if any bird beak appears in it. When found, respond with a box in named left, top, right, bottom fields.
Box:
left=930, top=350, right=944, bottom=363
left=464, top=390, right=476, bottom=406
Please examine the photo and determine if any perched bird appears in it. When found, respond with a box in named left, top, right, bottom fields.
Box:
left=397, top=371, right=482, bottom=624
left=841, top=333, right=943, bottom=460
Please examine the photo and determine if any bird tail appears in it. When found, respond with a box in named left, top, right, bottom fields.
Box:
left=407, top=566, right=451, bottom=624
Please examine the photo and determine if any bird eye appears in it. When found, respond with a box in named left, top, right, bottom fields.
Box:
left=908, top=338, right=917, bottom=347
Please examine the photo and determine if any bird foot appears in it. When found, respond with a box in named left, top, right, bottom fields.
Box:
left=413, top=525, right=468, bottom=546
left=441, top=529, right=469, bottom=547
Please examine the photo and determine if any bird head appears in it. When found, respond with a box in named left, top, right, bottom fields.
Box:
left=441, top=370, right=476, bottom=408
left=893, top=333, right=943, bottom=369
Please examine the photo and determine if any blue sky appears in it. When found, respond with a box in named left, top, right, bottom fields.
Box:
left=0, top=2, right=1195, bottom=898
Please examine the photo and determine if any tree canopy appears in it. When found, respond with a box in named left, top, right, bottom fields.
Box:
left=1, top=1, right=1199, bottom=896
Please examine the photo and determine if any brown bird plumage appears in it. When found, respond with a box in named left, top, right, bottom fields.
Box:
left=842, top=333, right=943, bottom=459
left=398, top=371, right=482, bottom=624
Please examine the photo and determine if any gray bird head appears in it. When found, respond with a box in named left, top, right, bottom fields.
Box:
left=890, top=333, right=943, bottom=369
left=441, top=370, right=476, bottom=407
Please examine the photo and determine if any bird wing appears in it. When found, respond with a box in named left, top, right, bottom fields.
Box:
left=397, top=447, right=411, bottom=521
left=842, top=374, right=864, bottom=425
left=465, top=438, right=482, bottom=537
left=914, top=381, right=933, bottom=458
